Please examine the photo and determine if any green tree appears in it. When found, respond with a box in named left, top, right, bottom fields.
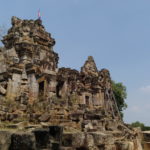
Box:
left=131, top=121, right=150, bottom=131
left=131, top=121, right=144, bottom=130
left=112, top=80, right=127, bottom=118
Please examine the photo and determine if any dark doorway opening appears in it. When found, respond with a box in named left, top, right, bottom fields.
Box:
left=39, top=81, right=45, bottom=98
left=85, top=95, right=90, bottom=105
left=98, top=144, right=105, bottom=150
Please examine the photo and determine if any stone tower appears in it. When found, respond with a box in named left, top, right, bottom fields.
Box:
left=0, top=16, right=58, bottom=103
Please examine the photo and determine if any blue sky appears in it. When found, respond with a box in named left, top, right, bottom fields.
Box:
left=1, top=0, right=150, bottom=125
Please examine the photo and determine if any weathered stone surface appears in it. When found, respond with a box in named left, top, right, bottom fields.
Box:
left=115, top=141, right=134, bottom=150
left=38, top=113, right=50, bottom=122
left=90, top=132, right=114, bottom=145
left=9, top=132, right=35, bottom=150
left=0, top=131, right=12, bottom=150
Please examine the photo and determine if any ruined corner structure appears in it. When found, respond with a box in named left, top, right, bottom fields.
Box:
left=0, top=17, right=142, bottom=150
left=142, top=131, right=150, bottom=150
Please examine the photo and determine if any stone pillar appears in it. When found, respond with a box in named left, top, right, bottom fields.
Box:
left=47, top=79, right=57, bottom=98
left=6, top=73, right=21, bottom=100
left=28, top=74, right=39, bottom=103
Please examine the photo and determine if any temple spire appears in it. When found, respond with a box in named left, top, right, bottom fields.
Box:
left=81, top=56, right=98, bottom=76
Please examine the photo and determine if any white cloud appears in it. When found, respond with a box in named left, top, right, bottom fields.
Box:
left=140, top=85, right=150, bottom=94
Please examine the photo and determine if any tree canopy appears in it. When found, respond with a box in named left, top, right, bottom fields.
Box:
left=131, top=121, right=150, bottom=131
left=112, top=80, right=127, bottom=118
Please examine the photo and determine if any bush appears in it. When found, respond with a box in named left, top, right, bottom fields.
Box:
left=131, top=121, right=150, bottom=131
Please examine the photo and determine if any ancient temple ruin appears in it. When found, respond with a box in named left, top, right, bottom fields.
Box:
left=0, top=17, right=143, bottom=150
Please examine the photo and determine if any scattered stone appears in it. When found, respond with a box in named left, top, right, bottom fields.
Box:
left=39, top=113, right=50, bottom=122
left=9, top=132, right=35, bottom=150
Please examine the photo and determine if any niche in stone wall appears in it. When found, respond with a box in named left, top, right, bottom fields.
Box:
left=56, top=81, right=64, bottom=98
left=85, top=95, right=90, bottom=106
left=98, top=144, right=105, bottom=150
left=39, top=81, right=45, bottom=99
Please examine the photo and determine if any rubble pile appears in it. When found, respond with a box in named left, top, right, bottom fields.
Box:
left=0, top=17, right=142, bottom=150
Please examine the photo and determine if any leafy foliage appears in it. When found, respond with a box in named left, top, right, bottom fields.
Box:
left=112, top=80, right=127, bottom=117
left=131, top=121, right=150, bottom=131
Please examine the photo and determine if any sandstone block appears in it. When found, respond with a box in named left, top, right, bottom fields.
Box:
left=9, top=132, right=36, bottom=150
